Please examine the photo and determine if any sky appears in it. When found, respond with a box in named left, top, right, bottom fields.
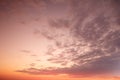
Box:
left=0, top=0, right=120, bottom=80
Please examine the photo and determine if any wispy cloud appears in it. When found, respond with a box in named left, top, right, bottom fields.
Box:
left=17, top=50, right=120, bottom=76
left=21, top=50, right=31, bottom=53
left=29, top=63, right=36, bottom=67
left=31, top=54, right=37, bottom=57
left=48, top=18, right=70, bottom=28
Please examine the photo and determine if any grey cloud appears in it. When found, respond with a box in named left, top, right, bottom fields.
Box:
left=88, top=53, right=120, bottom=73
left=103, top=30, right=120, bottom=48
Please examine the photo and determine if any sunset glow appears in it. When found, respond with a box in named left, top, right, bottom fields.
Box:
left=0, top=0, right=120, bottom=80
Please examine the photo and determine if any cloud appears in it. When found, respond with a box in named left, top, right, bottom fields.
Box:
left=16, top=67, right=60, bottom=75
left=31, top=54, right=37, bottom=57
left=29, top=63, right=36, bottom=67
left=48, top=18, right=70, bottom=28
left=33, top=28, right=55, bottom=40
left=46, top=47, right=56, bottom=55
left=17, top=50, right=120, bottom=76
left=17, top=40, right=120, bottom=76
left=17, top=0, right=120, bottom=77
left=21, top=50, right=31, bottom=53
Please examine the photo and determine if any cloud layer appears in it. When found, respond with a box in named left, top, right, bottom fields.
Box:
left=15, top=0, right=120, bottom=76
